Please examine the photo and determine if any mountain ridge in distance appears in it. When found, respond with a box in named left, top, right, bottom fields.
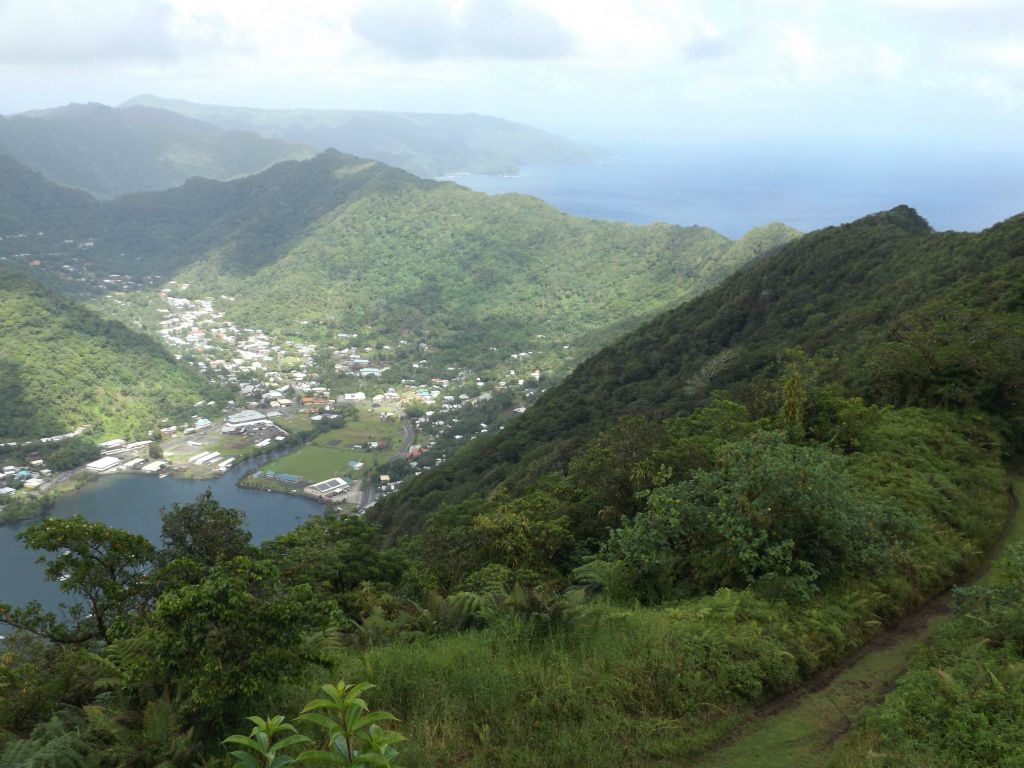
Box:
left=0, top=149, right=800, bottom=372
left=121, top=94, right=597, bottom=177
left=0, top=102, right=314, bottom=198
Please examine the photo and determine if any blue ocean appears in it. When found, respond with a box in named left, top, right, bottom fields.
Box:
left=446, top=142, right=1024, bottom=239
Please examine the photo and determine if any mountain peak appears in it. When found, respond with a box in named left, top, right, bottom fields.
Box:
left=856, top=205, right=933, bottom=235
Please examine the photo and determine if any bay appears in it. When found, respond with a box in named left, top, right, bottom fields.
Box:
left=0, top=457, right=323, bottom=612
left=447, top=142, right=1024, bottom=239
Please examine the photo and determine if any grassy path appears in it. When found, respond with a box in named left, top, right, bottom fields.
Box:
left=692, top=477, right=1021, bottom=768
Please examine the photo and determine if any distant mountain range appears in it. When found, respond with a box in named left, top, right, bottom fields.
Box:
left=0, top=96, right=595, bottom=198
left=0, top=103, right=313, bottom=198
left=0, top=150, right=798, bottom=376
left=121, top=94, right=595, bottom=178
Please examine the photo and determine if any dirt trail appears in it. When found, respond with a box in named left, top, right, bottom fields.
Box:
left=691, top=481, right=1019, bottom=768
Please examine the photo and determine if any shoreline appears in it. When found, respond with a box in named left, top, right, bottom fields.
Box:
left=0, top=442, right=298, bottom=527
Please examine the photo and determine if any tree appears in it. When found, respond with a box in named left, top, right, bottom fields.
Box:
left=125, top=556, right=327, bottom=740
left=156, top=490, right=252, bottom=568
left=263, top=515, right=404, bottom=611
left=565, top=414, right=672, bottom=534
left=603, top=435, right=904, bottom=601
left=46, top=438, right=101, bottom=471
left=2, top=516, right=155, bottom=643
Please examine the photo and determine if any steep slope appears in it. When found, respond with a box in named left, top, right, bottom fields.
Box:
left=369, top=206, right=1024, bottom=534
left=0, top=154, right=96, bottom=231
left=0, top=264, right=217, bottom=441
left=0, top=103, right=313, bottom=197
left=178, top=183, right=798, bottom=367
left=0, top=150, right=799, bottom=370
left=122, top=94, right=595, bottom=177
left=0, top=150, right=423, bottom=278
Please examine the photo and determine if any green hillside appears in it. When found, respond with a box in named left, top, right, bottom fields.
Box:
left=178, top=176, right=798, bottom=368
left=0, top=102, right=313, bottom=198
left=2, top=206, right=1019, bottom=767
left=0, top=154, right=96, bottom=232
left=0, top=150, right=422, bottom=278
left=0, top=264, right=218, bottom=441
left=370, top=206, right=1024, bottom=534
left=122, top=94, right=595, bottom=177
left=0, top=150, right=799, bottom=371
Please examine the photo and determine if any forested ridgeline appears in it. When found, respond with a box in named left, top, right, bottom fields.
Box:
left=371, top=206, right=1024, bottom=535
left=177, top=188, right=797, bottom=370
left=122, top=94, right=596, bottom=179
left=1, top=148, right=798, bottom=383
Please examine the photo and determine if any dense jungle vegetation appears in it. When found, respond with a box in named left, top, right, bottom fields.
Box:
left=2, top=207, right=1022, bottom=766
left=0, top=264, right=222, bottom=441
left=372, top=206, right=1024, bottom=534
left=179, top=183, right=797, bottom=370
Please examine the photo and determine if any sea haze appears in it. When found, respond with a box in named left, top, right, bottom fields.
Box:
left=447, top=142, right=1024, bottom=237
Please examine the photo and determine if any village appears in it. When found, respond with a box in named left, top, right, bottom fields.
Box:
left=0, top=267, right=545, bottom=521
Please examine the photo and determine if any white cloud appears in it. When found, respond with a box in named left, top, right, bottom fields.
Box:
left=0, top=0, right=1020, bottom=145
left=0, top=0, right=180, bottom=64
left=989, top=44, right=1024, bottom=69
left=874, top=44, right=904, bottom=79
left=349, top=0, right=573, bottom=60
left=778, top=25, right=824, bottom=81
left=868, top=0, right=1014, bottom=8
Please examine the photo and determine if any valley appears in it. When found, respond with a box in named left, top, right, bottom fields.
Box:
left=0, top=148, right=798, bottom=526
left=1, top=46, right=1022, bottom=763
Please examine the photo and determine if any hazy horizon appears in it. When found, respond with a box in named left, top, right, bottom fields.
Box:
left=1, top=0, right=1022, bottom=150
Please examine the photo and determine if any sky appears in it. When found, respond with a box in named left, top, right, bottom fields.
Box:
left=1, top=0, right=1022, bottom=148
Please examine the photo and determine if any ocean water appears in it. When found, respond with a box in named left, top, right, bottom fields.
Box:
left=446, top=143, right=1024, bottom=238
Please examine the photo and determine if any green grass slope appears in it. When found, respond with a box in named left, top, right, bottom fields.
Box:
left=0, top=265, right=217, bottom=441
left=0, top=102, right=314, bottom=198
left=369, top=206, right=1024, bottom=534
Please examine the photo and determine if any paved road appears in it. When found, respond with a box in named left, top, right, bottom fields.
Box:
left=397, top=408, right=415, bottom=458
left=360, top=406, right=414, bottom=512
left=43, top=467, right=82, bottom=492
left=358, top=473, right=374, bottom=510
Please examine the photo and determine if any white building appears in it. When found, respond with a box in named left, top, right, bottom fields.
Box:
left=305, top=477, right=351, bottom=499
left=226, top=409, right=269, bottom=427
left=86, top=456, right=121, bottom=473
